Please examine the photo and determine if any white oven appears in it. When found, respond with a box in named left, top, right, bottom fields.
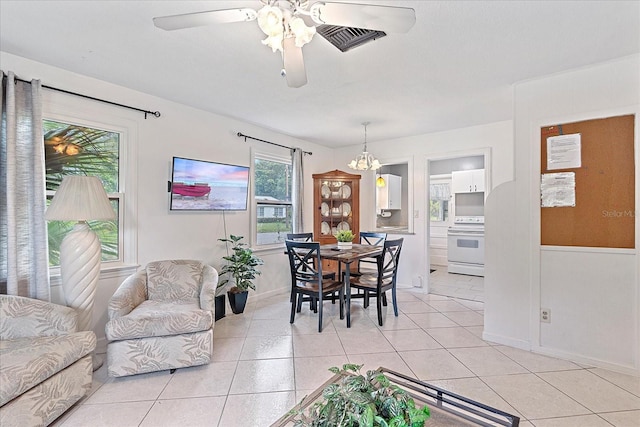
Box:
left=447, top=224, right=484, bottom=276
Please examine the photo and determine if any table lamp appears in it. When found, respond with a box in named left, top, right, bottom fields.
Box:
left=45, top=176, right=115, bottom=333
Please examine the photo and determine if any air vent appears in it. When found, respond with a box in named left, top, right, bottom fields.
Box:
left=316, top=25, right=386, bottom=52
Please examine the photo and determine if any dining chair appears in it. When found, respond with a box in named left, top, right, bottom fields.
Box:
left=287, top=234, right=336, bottom=278
left=344, top=232, right=387, bottom=302
left=286, top=232, right=314, bottom=242
left=356, top=232, right=387, bottom=275
left=350, top=238, right=403, bottom=326
left=285, top=233, right=336, bottom=310
left=285, top=240, right=344, bottom=332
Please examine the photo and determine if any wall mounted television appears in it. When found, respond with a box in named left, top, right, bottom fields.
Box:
left=169, top=156, right=250, bottom=211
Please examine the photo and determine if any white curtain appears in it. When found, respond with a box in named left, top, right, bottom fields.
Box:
left=291, top=148, right=304, bottom=233
left=430, top=183, right=451, bottom=201
left=0, top=70, right=50, bottom=300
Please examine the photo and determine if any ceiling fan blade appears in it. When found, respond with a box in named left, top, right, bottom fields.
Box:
left=153, top=8, right=257, bottom=31
left=309, top=2, right=416, bottom=33
left=283, top=38, right=308, bottom=88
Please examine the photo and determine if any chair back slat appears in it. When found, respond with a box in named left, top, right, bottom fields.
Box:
left=376, top=238, right=403, bottom=286
left=360, top=232, right=386, bottom=246
left=358, top=232, right=387, bottom=273
left=286, top=233, right=314, bottom=242
left=285, top=240, right=325, bottom=289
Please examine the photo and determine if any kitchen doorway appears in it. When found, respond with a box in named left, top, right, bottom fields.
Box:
left=427, top=151, right=490, bottom=301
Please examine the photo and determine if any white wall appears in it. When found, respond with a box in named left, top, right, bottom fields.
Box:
left=485, top=54, right=640, bottom=375
left=335, top=120, right=514, bottom=290
left=13, top=47, right=637, bottom=375
left=1, top=52, right=336, bottom=351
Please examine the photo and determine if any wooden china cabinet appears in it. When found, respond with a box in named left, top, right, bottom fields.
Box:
left=312, top=170, right=361, bottom=273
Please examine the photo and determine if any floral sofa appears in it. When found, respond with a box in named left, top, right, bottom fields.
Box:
left=0, top=295, right=96, bottom=427
left=105, top=260, right=218, bottom=377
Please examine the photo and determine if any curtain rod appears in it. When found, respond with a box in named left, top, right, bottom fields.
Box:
left=237, top=132, right=312, bottom=155
left=8, top=75, right=161, bottom=119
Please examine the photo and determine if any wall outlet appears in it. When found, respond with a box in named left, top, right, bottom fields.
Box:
left=541, top=308, right=551, bottom=323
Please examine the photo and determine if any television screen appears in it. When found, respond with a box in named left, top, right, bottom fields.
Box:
left=170, top=156, right=250, bottom=211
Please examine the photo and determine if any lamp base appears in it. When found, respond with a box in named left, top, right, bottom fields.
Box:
left=60, top=221, right=102, bottom=332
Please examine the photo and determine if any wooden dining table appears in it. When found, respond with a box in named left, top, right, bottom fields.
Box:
left=319, top=243, right=383, bottom=327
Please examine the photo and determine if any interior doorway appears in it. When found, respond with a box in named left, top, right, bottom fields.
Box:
left=426, top=151, right=489, bottom=301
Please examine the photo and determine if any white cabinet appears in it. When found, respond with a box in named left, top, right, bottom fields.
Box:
left=376, top=174, right=402, bottom=210
left=451, top=169, right=485, bottom=193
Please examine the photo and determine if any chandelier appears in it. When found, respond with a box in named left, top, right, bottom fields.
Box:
left=256, top=1, right=316, bottom=53
left=348, top=122, right=381, bottom=171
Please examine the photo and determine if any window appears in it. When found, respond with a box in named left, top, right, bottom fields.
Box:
left=429, top=181, right=451, bottom=222
left=44, top=119, right=123, bottom=266
left=254, top=153, right=292, bottom=246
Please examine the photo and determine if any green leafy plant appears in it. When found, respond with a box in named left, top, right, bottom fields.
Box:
left=44, top=121, right=120, bottom=266
left=335, top=230, right=354, bottom=242
left=290, top=364, right=430, bottom=427
left=218, top=235, right=264, bottom=293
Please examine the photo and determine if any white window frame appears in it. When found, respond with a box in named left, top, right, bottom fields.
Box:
left=42, top=95, right=138, bottom=276
left=429, top=176, right=453, bottom=224
left=251, top=150, right=293, bottom=250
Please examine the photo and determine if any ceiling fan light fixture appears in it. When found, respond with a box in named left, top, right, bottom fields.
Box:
left=258, top=5, right=285, bottom=51
left=289, top=16, right=316, bottom=47
left=257, top=5, right=283, bottom=36
left=348, top=122, right=381, bottom=171
left=153, top=0, right=416, bottom=88
left=257, top=4, right=316, bottom=52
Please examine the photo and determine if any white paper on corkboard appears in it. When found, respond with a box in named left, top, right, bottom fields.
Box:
left=547, top=133, right=581, bottom=170
left=541, top=172, right=575, bottom=207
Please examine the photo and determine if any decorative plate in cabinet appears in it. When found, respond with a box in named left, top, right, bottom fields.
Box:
left=321, top=184, right=330, bottom=199
left=321, top=222, right=330, bottom=235
left=342, top=202, right=351, bottom=217
left=341, top=184, right=351, bottom=199
left=321, top=202, right=329, bottom=217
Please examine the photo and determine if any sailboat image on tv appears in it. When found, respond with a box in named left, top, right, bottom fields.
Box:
left=169, top=156, right=249, bottom=211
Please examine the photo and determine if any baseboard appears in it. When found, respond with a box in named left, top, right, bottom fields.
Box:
left=482, top=331, right=531, bottom=351
left=255, top=286, right=290, bottom=301
left=530, top=345, right=640, bottom=377
left=483, top=332, right=640, bottom=376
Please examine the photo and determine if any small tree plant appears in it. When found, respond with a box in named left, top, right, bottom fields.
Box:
left=218, top=235, right=264, bottom=293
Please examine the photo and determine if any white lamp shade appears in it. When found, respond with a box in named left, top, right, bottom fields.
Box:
left=45, top=176, right=116, bottom=221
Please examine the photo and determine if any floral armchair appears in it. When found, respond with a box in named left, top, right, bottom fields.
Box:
left=0, top=295, right=96, bottom=427
left=105, top=260, right=218, bottom=377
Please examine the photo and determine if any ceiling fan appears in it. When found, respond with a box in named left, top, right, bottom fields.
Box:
left=153, top=1, right=416, bottom=88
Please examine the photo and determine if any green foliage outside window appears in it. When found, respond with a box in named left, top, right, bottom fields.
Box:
left=44, top=120, right=120, bottom=265
left=254, top=158, right=291, bottom=202
left=430, top=200, right=448, bottom=222
left=255, top=157, right=292, bottom=244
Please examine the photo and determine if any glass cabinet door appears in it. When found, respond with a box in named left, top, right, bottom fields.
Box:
left=313, top=170, right=361, bottom=246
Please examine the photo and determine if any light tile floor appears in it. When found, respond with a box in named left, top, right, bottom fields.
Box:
left=429, top=266, right=485, bottom=302
left=54, top=288, right=640, bottom=427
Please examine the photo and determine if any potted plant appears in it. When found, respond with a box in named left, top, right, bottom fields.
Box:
left=218, top=234, right=264, bottom=314
left=288, top=364, right=430, bottom=426
left=335, top=229, right=354, bottom=249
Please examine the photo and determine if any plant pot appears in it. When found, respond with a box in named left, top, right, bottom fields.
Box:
left=214, top=294, right=226, bottom=321
left=227, top=290, right=248, bottom=314
left=337, top=241, right=352, bottom=250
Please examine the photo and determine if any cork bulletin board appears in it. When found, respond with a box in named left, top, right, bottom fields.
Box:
left=540, top=115, right=635, bottom=248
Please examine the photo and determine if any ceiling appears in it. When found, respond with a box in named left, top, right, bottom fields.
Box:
left=1, top=1, right=638, bottom=148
